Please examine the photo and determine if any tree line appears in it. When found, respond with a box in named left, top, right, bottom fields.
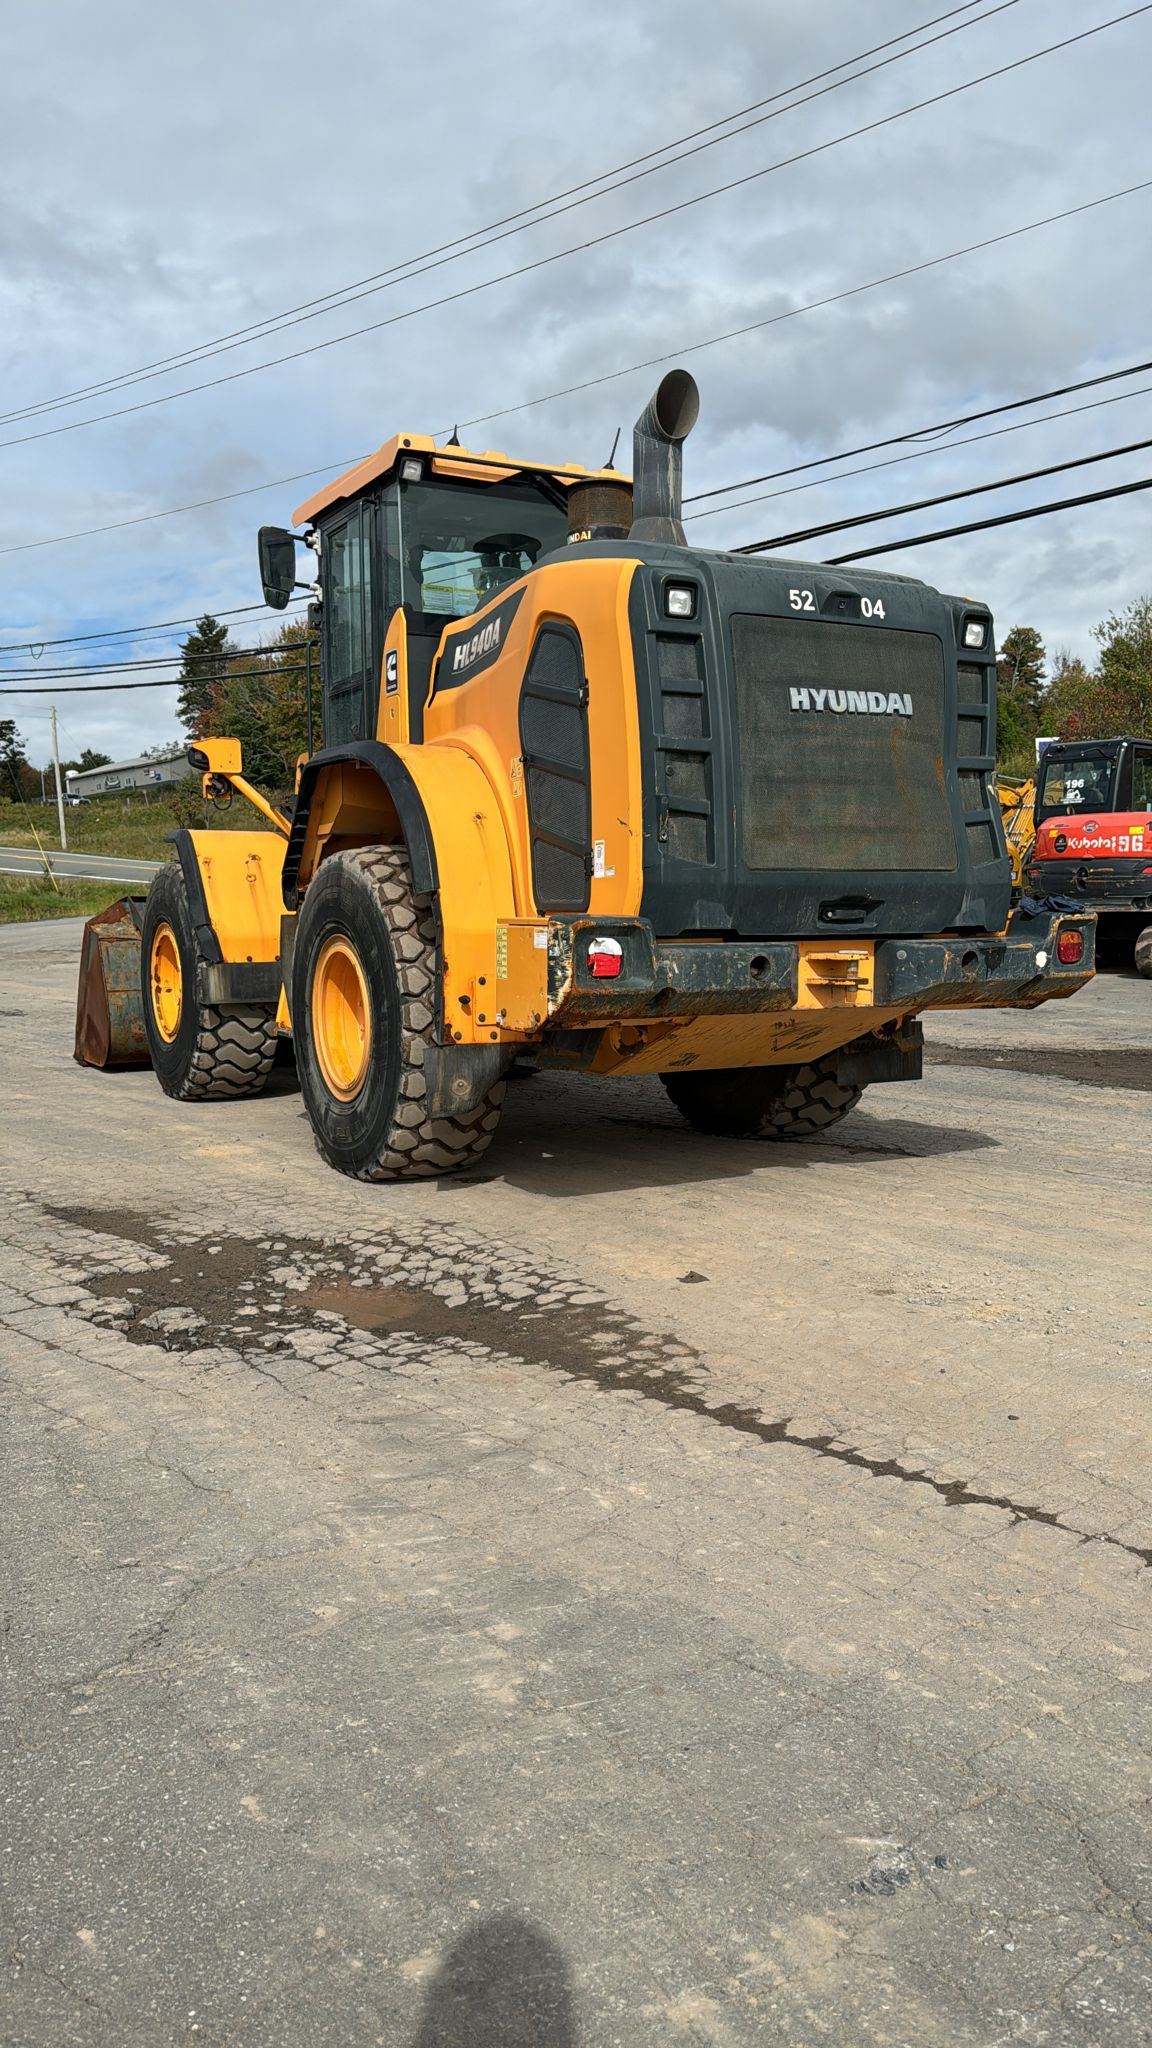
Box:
left=175, top=614, right=320, bottom=794
left=996, top=595, right=1152, bottom=772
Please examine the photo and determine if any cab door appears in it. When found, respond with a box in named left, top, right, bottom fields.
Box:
left=1129, top=743, right=1152, bottom=815
left=321, top=501, right=379, bottom=744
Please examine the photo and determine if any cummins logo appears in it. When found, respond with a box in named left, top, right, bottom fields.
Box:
left=790, top=686, right=912, bottom=716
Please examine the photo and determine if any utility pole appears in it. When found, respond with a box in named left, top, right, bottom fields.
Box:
left=49, top=703, right=67, bottom=852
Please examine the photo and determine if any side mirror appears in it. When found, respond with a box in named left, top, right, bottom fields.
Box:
left=258, top=526, right=299, bottom=611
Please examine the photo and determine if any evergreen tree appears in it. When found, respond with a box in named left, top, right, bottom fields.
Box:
left=210, top=621, right=319, bottom=791
left=1043, top=650, right=1095, bottom=737
left=995, top=623, right=1046, bottom=755
left=177, top=615, right=235, bottom=737
left=0, top=717, right=30, bottom=797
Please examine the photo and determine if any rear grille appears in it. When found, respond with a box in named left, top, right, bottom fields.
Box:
left=731, top=615, right=957, bottom=873
left=655, top=630, right=713, bottom=864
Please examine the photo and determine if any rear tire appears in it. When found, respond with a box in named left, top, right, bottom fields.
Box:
left=1135, top=924, right=1152, bottom=979
left=141, top=863, right=278, bottom=1102
left=292, top=845, right=505, bottom=1181
left=662, top=1055, right=863, bottom=1140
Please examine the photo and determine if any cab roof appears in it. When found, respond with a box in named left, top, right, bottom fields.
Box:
left=293, top=432, right=628, bottom=528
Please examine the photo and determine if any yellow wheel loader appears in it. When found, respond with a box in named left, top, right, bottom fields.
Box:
left=78, top=370, right=1094, bottom=1178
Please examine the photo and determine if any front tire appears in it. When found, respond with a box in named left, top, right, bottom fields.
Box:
left=141, top=863, right=278, bottom=1102
left=662, top=1055, right=862, bottom=1140
left=1135, top=924, right=1152, bottom=979
left=292, top=846, right=505, bottom=1181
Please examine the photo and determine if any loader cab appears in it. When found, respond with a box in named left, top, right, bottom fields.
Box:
left=291, top=440, right=575, bottom=749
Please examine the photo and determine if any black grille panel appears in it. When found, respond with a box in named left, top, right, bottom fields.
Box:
left=519, top=625, right=591, bottom=913
left=732, top=615, right=956, bottom=874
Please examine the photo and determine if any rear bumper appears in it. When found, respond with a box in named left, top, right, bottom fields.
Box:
left=545, top=909, right=1095, bottom=1024
left=1028, top=859, right=1152, bottom=913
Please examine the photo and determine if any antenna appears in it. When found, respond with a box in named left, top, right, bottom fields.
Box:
left=604, top=426, right=621, bottom=470
left=446, top=425, right=461, bottom=446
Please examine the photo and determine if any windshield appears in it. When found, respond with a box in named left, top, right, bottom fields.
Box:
left=1039, top=753, right=1117, bottom=814
left=397, top=477, right=569, bottom=621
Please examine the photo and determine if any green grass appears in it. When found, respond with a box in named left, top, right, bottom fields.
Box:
left=0, top=875, right=127, bottom=924
left=0, top=787, right=267, bottom=861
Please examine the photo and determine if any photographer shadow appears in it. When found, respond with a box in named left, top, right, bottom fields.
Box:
left=410, top=1912, right=576, bottom=2047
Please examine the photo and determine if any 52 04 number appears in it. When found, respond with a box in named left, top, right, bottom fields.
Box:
left=789, top=588, right=885, bottom=619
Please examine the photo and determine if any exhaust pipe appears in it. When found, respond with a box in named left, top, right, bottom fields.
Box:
left=629, top=369, right=700, bottom=545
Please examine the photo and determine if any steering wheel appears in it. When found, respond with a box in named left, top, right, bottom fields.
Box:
left=474, top=532, right=541, bottom=563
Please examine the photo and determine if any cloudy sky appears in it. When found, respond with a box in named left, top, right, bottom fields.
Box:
left=1, top=0, right=1149, bottom=767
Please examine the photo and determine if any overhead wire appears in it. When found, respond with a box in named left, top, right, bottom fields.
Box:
left=684, top=355, right=1152, bottom=506
left=0, top=600, right=308, bottom=654
left=0, top=0, right=1015, bottom=426
left=0, top=7, right=1145, bottom=455
left=5, top=184, right=1151, bottom=564
left=4, top=469, right=1151, bottom=695
left=735, top=431, right=1152, bottom=552
left=822, top=474, right=1152, bottom=560
left=684, top=380, right=1152, bottom=522
left=0, top=668, right=307, bottom=697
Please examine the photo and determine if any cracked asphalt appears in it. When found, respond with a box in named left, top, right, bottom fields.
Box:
left=2, top=916, right=1150, bottom=2046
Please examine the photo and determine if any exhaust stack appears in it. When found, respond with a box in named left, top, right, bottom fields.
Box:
left=629, top=369, right=700, bottom=545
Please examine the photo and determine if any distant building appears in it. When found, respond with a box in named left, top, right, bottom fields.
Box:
left=65, top=747, right=195, bottom=798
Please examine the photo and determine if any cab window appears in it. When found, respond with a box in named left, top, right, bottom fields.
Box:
left=323, top=503, right=375, bottom=745
left=1039, top=754, right=1115, bottom=813
left=396, top=477, right=568, bottom=623
left=1131, top=747, right=1152, bottom=811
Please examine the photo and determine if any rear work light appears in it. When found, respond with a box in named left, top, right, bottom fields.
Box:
left=588, top=936, right=623, bottom=979
left=963, top=618, right=988, bottom=648
left=1056, top=929, right=1084, bottom=965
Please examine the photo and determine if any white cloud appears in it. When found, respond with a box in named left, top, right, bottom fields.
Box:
left=1, top=0, right=1149, bottom=759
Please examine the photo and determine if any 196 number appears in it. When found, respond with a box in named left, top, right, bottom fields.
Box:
left=789, top=587, right=885, bottom=620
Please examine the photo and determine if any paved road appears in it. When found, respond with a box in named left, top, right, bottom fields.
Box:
left=2, top=919, right=1149, bottom=2046
left=0, top=843, right=160, bottom=885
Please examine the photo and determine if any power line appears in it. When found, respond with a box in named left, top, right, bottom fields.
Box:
left=0, top=649, right=298, bottom=681
left=737, top=432, right=1152, bottom=552
left=6, top=477, right=1149, bottom=694
left=0, top=1, right=1012, bottom=427
left=824, top=474, right=1152, bottom=561
left=0, top=666, right=307, bottom=698
left=443, top=179, right=1152, bottom=440
left=0, top=600, right=308, bottom=654
left=0, top=470, right=353, bottom=557
left=0, top=8, right=1144, bottom=455
left=6, top=182, right=1150, bottom=570
left=684, top=355, right=1152, bottom=507
left=684, top=380, right=1152, bottom=523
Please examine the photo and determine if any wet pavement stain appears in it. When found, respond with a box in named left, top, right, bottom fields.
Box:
left=928, top=1045, right=1151, bottom=1092
left=43, top=1201, right=1152, bottom=1567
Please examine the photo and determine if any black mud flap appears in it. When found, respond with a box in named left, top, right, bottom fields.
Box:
left=423, top=1042, right=514, bottom=1118
left=836, top=1021, right=923, bottom=1088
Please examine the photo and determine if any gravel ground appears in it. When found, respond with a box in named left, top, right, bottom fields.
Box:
left=2, top=919, right=1149, bottom=2047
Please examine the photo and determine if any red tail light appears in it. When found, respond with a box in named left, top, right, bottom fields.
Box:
left=588, top=937, right=623, bottom=979
left=1056, top=929, right=1084, bottom=965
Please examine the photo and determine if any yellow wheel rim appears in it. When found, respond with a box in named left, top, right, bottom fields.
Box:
left=150, top=921, right=183, bottom=1042
left=312, top=935, right=372, bottom=1100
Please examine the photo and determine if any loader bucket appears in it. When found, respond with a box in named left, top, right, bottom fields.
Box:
left=73, top=897, right=150, bottom=1069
